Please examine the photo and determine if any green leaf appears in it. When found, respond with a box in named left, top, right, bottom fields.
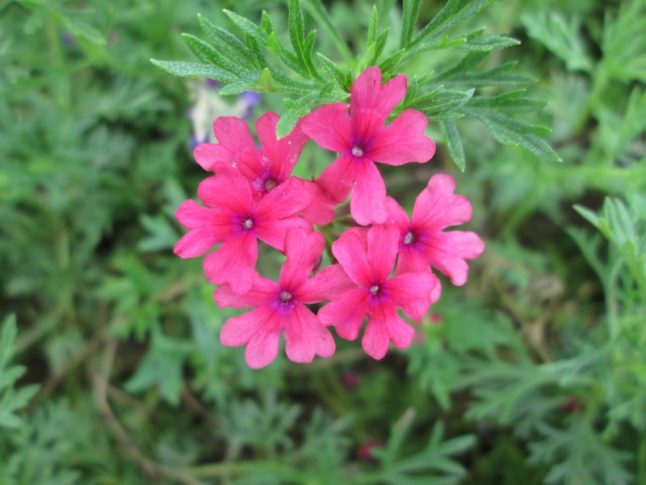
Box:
left=125, top=328, right=192, bottom=406
left=400, top=0, right=422, bottom=48
left=522, top=12, right=592, bottom=73
left=467, top=110, right=561, bottom=162
left=181, top=33, right=247, bottom=79
left=150, top=59, right=238, bottom=82
left=441, top=120, right=466, bottom=171
left=409, top=87, right=474, bottom=119
left=302, top=0, right=353, bottom=62
left=222, top=9, right=268, bottom=45
left=0, top=314, right=40, bottom=429
left=413, top=0, right=492, bottom=47
left=462, top=33, right=520, bottom=52
left=197, top=14, right=260, bottom=69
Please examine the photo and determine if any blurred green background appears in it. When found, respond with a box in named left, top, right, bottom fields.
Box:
left=1, top=0, right=645, bottom=483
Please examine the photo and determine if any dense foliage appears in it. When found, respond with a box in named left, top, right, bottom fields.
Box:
left=1, top=0, right=644, bottom=483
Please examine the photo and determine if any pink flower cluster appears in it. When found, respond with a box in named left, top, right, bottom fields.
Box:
left=175, top=67, right=484, bottom=368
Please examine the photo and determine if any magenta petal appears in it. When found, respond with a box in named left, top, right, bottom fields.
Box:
left=370, top=109, right=435, bottom=166
left=361, top=314, right=390, bottom=360
left=197, top=175, right=253, bottom=213
left=331, top=228, right=372, bottom=286
left=255, top=177, right=313, bottom=220
left=350, top=162, right=387, bottom=225
left=255, top=111, right=280, bottom=147
left=174, top=229, right=219, bottom=258
left=318, top=288, right=369, bottom=341
left=203, top=235, right=257, bottom=294
left=350, top=67, right=407, bottom=119
left=300, top=264, right=354, bottom=303
left=367, top=225, right=399, bottom=281
left=302, top=103, right=352, bottom=153
left=302, top=181, right=336, bottom=226
left=384, top=197, right=411, bottom=230
left=213, top=116, right=258, bottom=156
left=374, top=303, right=414, bottom=349
left=423, top=231, right=484, bottom=286
left=284, top=305, right=335, bottom=363
left=193, top=143, right=236, bottom=173
left=385, top=271, right=437, bottom=320
left=395, top=248, right=429, bottom=276
left=412, top=174, right=472, bottom=229
left=213, top=278, right=278, bottom=309
left=245, top=322, right=281, bottom=369
left=220, top=306, right=269, bottom=347
left=316, top=155, right=355, bottom=204
left=256, top=215, right=311, bottom=252
left=280, top=230, right=325, bottom=289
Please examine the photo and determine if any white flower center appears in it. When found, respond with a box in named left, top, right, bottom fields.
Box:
left=280, top=290, right=293, bottom=303
left=369, top=284, right=380, bottom=296
left=242, top=218, right=254, bottom=230
left=351, top=146, right=364, bottom=157
left=403, top=231, right=415, bottom=245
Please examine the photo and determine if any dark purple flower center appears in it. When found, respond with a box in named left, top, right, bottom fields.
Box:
left=351, top=145, right=365, bottom=157
left=403, top=230, right=415, bottom=245
left=241, top=218, right=254, bottom=230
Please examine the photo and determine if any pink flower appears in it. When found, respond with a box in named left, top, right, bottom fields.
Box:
left=385, top=174, right=485, bottom=286
left=215, top=230, right=352, bottom=368
left=192, top=113, right=334, bottom=225
left=174, top=174, right=312, bottom=294
left=318, top=225, right=439, bottom=360
left=302, top=67, right=436, bottom=225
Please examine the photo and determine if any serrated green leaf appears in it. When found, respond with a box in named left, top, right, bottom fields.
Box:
left=471, top=110, right=561, bottom=162
left=411, top=87, right=474, bottom=117
left=413, top=0, right=492, bottom=47
left=302, top=0, right=353, bottom=62
left=522, top=12, right=592, bottom=73
left=401, top=0, right=422, bottom=48
left=441, top=120, right=466, bottom=171
left=181, top=33, right=247, bottom=79
left=367, top=5, right=379, bottom=45
left=223, top=9, right=268, bottom=45
left=466, top=90, right=546, bottom=113
left=368, top=29, right=390, bottom=66
left=462, top=34, right=520, bottom=51
left=197, top=14, right=260, bottom=69
left=150, top=59, right=237, bottom=82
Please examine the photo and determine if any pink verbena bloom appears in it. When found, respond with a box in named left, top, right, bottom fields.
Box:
left=192, top=113, right=334, bottom=225
left=302, top=67, right=436, bottom=226
left=318, top=225, right=439, bottom=360
left=385, top=174, right=485, bottom=286
left=215, top=230, right=352, bottom=368
left=174, top=174, right=312, bottom=294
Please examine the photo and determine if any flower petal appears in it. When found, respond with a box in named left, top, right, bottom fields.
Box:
left=316, top=155, right=355, bottom=204
left=331, top=228, right=372, bottom=286
left=318, top=288, right=369, bottom=341
left=203, top=235, right=257, bottom=294
left=284, top=304, right=335, bottom=363
left=220, top=306, right=270, bottom=347
left=412, top=174, right=472, bottom=230
left=373, top=303, right=415, bottom=349
left=361, top=314, right=390, bottom=360
left=302, top=103, right=352, bottom=153
left=280, top=229, right=325, bottom=289
left=385, top=271, right=437, bottom=320
left=255, top=177, right=313, bottom=221
left=257, top=112, right=309, bottom=180
left=350, top=67, right=406, bottom=119
left=302, top=181, right=336, bottom=226
left=245, top=324, right=282, bottom=369
left=350, top=161, right=387, bottom=225
left=197, top=175, right=253, bottom=213
left=366, top=225, right=399, bottom=281
left=255, top=215, right=311, bottom=252
left=213, top=116, right=258, bottom=158
left=193, top=143, right=236, bottom=173
left=300, top=264, right=354, bottom=304
left=395, top=247, right=429, bottom=276
left=174, top=229, right=219, bottom=258
left=369, top=109, right=435, bottom=165
left=423, top=231, right=484, bottom=286
left=384, top=197, right=410, bottom=231
left=213, top=278, right=278, bottom=309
